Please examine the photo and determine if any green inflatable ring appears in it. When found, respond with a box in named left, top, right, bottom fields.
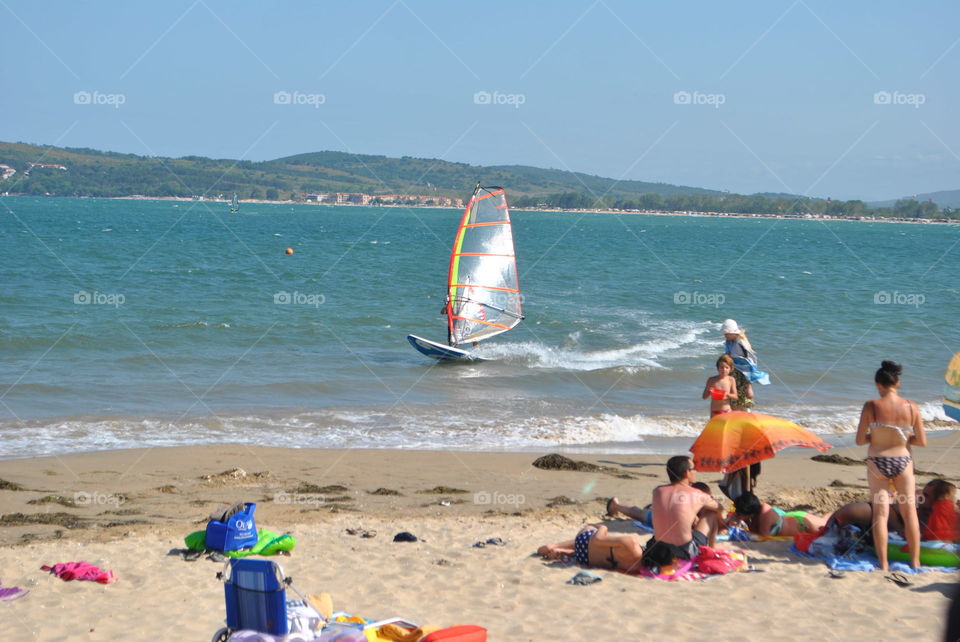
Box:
left=887, top=541, right=960, bottom=567
left=184, top=529, right=296, bottom=557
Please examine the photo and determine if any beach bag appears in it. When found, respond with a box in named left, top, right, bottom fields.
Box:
left=694, top=546, right=741, bottom=574
left=419, top=625, right=487, bottom=642
left=206, top=502, right=258, bottom=551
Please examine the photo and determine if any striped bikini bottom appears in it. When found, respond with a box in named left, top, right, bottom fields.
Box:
left=867, top=455, right=912, bottom=480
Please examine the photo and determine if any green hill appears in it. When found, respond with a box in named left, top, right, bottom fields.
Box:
left=870, top=189, right=960, bottom=209
left=0, top=141, right=719, bottom=201
left=0, top=140, right=955, bottom=219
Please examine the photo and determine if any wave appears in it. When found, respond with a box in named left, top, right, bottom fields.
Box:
left=5, top=399, right=948, bottom=461
left=477, top=320, right=716, bottom=372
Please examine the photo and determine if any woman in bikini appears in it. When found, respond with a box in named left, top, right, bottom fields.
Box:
left=537, top=524, right=644, bottom=573
left=855, top=360, right=927, bottom=570
left=729, top=491, right=830, bottom=536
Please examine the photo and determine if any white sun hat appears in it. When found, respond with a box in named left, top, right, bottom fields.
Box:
left=721, top=319, right=742, bottom=334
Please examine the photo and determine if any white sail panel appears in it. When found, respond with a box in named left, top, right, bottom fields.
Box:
left=447, top=186, right=522, bottom=345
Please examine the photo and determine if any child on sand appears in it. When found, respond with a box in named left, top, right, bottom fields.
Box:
left=703, top=354, right=738, bottom=416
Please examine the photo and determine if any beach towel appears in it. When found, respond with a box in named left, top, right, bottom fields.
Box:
left=632, top=521, right=767, bottom=543
left=731, top=355, right=770, bottom=385
left=788, top=534, right=955, bottom=573
left=0, top=580, right=28, bottom=602
left=635, top=547, right=748, bottom=581
left=40, top=561, right=116, bottom=584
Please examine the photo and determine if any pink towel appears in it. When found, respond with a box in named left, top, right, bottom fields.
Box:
left=41, top=561, right=116, bottom=584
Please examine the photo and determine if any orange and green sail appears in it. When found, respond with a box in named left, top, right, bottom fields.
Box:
left=445, top=185, right=523, bottom=346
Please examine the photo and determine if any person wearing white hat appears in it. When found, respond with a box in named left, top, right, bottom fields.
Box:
left=721, top=319, right=756, bottom=409
left=719, top=319, right=761, bottom=499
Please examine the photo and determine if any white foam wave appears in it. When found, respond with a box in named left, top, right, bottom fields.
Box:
left=4, top=400, right=951, bottom=461
left=477, top=321, right=716, bottom=372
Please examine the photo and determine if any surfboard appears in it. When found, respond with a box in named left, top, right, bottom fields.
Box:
left=407, top=334, right=483, bottom=362
left=944, top=351, right=960, bottom=422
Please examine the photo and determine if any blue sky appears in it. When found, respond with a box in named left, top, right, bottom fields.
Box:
left=1, top=0, right=957, bottom=201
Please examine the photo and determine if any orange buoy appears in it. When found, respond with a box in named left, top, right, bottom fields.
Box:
left=285, top=248, right=294, bottom=255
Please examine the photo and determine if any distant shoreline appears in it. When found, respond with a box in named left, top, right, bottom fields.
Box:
left=3, top=193, right=957, bottom=224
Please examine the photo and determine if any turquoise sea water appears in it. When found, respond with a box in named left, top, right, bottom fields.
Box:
left=0, top=196, right=957, bottom=459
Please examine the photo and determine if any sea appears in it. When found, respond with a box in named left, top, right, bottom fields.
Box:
left=0, top=196, right=957, bottom=460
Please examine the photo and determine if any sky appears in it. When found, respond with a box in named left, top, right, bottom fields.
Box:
left=1, top=1, right=957, bottom=201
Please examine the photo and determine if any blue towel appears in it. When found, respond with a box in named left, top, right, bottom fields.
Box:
left=789, top=544, right=952, bottom=573
left=732, top=356, right=770, bottom=385
left=632, top=520, right=654, bottom=533
left=632, top=521, right=757, bottom=543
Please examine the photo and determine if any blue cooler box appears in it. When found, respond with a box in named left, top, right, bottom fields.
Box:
left=205, top=502, right=258, bottom=551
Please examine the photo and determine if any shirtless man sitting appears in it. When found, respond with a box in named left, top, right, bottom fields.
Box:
left=640, top=456, right=723, bottom=572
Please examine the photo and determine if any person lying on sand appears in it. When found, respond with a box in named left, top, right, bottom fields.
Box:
left=639, top=457, right=723, bottom=573
left=537, top=524, right=644, bottom=573
left=827, top=500, right=904, bottom=542
left=729, top=491, right=831, bottom=537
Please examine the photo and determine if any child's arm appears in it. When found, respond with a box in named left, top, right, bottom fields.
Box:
left=702, top=376, right=715, bottom=399
left=726, top=376, right=738, bottom=401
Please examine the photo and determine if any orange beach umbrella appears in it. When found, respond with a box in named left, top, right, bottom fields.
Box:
left=690, top=411, right=830, bottom=473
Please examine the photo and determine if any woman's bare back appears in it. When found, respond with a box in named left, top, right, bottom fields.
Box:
left=865, top=396, right=917, bottom=456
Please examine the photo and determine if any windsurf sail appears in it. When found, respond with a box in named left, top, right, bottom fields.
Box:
left=230, top=193, right=239, bottom=213
left=945, top=351, right=960, bottom=422
left=445, top=184, right=523, bottom=346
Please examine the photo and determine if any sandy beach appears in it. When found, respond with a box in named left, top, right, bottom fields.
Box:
left=1, top=433, right=958, bottom=640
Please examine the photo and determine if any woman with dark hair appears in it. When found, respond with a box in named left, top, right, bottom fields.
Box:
left=855, top=360, right=927, bottom=570
left=728, top=491, right=830, bottom=537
